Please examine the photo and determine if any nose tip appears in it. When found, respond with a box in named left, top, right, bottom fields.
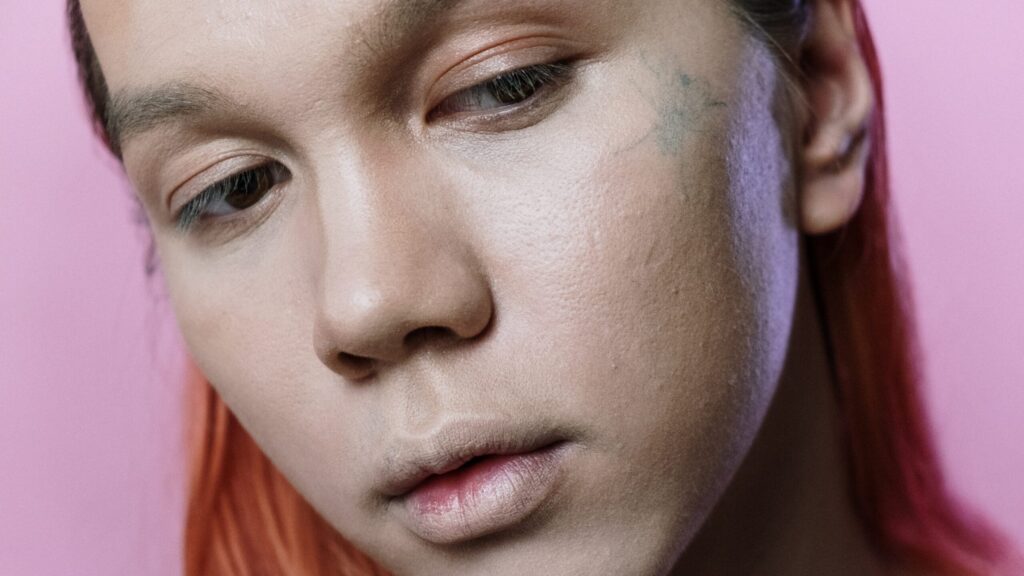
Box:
left=307, top=146, right=494, bottom=381
left=314, top=270, right=494, bottom=381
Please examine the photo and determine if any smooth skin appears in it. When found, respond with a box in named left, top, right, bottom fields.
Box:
left=82, top=0, right=882, bottom=574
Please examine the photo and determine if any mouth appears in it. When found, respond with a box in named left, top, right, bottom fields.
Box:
left=378, top=420, right=575, bottom=544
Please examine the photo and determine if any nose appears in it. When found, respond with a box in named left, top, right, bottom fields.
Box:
left=311, top=159, right=494, bottom=381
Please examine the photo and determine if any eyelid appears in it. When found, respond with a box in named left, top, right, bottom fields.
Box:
left=423, top=38, right=581, bottom=115
left=173, top=161, right=289, bottom=240
left=428, top=61, right=574, bottom=120
left=167, top=155, right=271, bottom=216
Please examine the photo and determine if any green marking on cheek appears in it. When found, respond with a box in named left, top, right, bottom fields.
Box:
left=616, top=58, right=729, bottom=157
left=654, top=72, right=729, bottom=155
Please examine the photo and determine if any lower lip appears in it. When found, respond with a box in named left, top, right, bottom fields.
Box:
left=397, top=442, right=572, bottom=544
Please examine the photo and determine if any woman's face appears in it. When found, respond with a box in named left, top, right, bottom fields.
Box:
left=84, top=0, right=802, bottom=573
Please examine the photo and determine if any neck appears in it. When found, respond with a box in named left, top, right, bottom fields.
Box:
left=669, top=256, right=890, bottom=576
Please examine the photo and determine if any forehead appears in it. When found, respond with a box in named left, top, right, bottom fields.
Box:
left=79, top=0, right=378, bottom=88
left=79, top=0, right=612, bottom=94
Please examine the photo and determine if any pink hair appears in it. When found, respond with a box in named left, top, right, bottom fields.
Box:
left=65, top=0, right=1020, bottom=573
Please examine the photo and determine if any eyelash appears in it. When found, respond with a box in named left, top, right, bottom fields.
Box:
left=176, top=161, right=289, bottom=232
left=176, top=61, right=575, bottom=234
left=429, top=60, right=575, bottom=120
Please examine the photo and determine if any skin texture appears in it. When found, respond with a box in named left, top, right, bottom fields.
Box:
left=81, top=0, right=884, bottom=574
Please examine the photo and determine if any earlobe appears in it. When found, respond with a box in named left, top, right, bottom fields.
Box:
left=797, top=0, right=875, bottom=235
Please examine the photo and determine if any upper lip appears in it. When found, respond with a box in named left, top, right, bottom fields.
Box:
left=377, top=417, right=568, bottom=498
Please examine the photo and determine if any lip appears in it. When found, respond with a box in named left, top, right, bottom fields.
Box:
left=378, top=419, right=574, bottom=544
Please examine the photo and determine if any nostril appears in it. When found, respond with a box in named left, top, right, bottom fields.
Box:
left=336, top=352, right=376, bottom=380
left=403, top=326, right=456, bottom=352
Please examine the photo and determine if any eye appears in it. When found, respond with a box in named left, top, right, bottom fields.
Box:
left=429, top=61, right=574, bottom=120
left=177, top=161, right=290, bottom=232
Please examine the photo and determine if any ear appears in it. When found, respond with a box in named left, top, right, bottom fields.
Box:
left=797, top=0, right=875, bottom=235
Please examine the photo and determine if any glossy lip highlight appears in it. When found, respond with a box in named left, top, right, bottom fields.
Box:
left=377, top=418, right=571, bottom=498
left=377, top=418, right=577, bottom=544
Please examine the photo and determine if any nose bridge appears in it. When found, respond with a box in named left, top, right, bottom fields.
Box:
left=311, top=145, right=493, bottom=378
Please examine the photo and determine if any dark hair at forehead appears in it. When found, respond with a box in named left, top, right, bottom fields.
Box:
left=67, top=0, right=117, bottom=155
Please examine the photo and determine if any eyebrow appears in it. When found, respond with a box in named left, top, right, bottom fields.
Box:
left=104, top=0, right=469, bottom=152
left=105, top=83, right=230, bottom=151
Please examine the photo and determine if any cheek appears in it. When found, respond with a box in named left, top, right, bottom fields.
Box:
left=161, top=241, right=298, bottom=393
left=159, top=237, right=383, bottom=534
left=473, top=38, right=800, bottom=550
left=159, top=234, right=331, bottom=452
left=502, top=53, right=795, bottom=428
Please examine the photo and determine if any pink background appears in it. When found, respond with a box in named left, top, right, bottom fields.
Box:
left=1, top=2, right=1021, bottom=573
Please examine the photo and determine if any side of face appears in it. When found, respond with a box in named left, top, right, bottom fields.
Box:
left=82, top=0, right=802, bottom=574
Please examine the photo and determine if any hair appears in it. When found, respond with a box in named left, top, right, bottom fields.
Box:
left=67, top=1, right=1018, bottom=574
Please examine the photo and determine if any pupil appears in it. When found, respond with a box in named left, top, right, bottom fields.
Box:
left=226, top=170, right=268, bottom=210
left=491, top=72, right=539, bottom=104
